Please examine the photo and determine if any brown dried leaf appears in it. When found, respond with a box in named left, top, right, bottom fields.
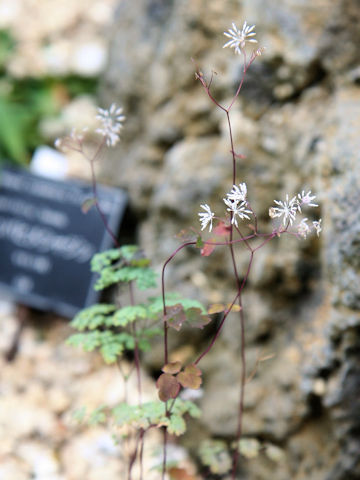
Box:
left=177, top=364, right=202, bottom=389
left=226, top=303, right=241, bottom=312
left=156, top=373, right=180, bottom=402
left=184, top=364, right=202, bottom=376
left=185, top=307, right=211, bottom=329
left=164, top=304, right=186, bottom=331
left=208, top=303, right=225, bottom=314
left=162, top=361, right=182, bottom=374
left=177, top=371, right=202, bottom=390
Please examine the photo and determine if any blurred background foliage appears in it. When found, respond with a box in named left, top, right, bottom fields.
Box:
left=0, top=28, right=98, bottom=165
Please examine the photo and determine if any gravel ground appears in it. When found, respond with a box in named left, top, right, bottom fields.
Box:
left=0, top=306, right=197, bottom=480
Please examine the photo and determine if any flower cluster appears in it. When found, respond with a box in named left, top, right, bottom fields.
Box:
left=223, top=183, right=252, bottom=227
left=269, top=190, right=321, bottom=237
left=198, top=182, right=253, bottom=232
left=223, top=21, right=257, bottom=54
left=199, top=185, right=322, bottom=239
left=54, top=127, right=88, bottom=151
left=96, top=103, right=125, bottom=147
left=54, top=103, right=125, bottom=152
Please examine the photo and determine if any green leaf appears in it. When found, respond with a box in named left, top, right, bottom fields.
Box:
left=111, top=399, right=200, bottom=437
left=168, top=414, right=186, bottom=436
left=120, top=245, right=140, bottom=261
left=237, top=438, right=261, bottom=459
left=94, top=266, right=157, bottom=291
left=70, top=304, right=116, bottom=331
left=196, top=236, right=204, bottom=248
left=67, top=331, right=135, bottom=363
left=0, top=98, right=29, bottom=163
left=91, top=248, right=122, bottom=273
left=89, top=405, right=107, bottom=425
left=67, top=332, right=101, bottom=352
left=100, top=341, right=124, bottom=364
left=111, top=305, right=148, bottom=327
left=199, top=440, right=231, bottom=474
left=72, top=406, right=87, bottom=423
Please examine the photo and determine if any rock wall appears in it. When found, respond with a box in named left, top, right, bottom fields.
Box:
left=99, top=0, right=360, bottom=478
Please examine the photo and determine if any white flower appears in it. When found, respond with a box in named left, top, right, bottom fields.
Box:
left=226, top=183, right=247, bottom=202
left=312, top=219, right=322, bottom=237
left=297, top=218, right=311, bottom=238
left=96, top=103, right=125, bottom=147
left=54, top=127, right=88, bottom=151
left=270, top=194, right=298, bottom=226
left=223, top=21, right=257, bottom=55
left=224, top=198, right=252, bottom=227
left=297, top=190, right=318, bottom=211
left=199, top=204, right=214, bottom=232
left=255, top=47, right=266, bottom=57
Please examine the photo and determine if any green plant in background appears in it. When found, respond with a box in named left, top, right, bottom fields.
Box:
left=0, top=28, right=98, bottom=165
left=67, top=241, right=206, bottom=478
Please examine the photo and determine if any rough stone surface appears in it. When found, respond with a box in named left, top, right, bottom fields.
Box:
left=94, top=0, right=360, bottom=478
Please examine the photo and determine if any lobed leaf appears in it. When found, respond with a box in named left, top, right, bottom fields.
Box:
left=162, top=361, right=182, bottom=374
left=91, top=248, right=122, bottom=273
left=156, top=373, right=181, bottom=402
left=237, top=438, right=261, bottom=459
left=95, top=266, right=157, bottom=291
left=199, top=440, right=231, bottom=474
left=168, top=414, right=186, bottom=436
left=70, top=304, right=116, bottom=331
left=177, top=364, right=202, bottom=390
left=185, top=308, right=211, bottom=329
left=111, top=305, right=148, bottom=326
left=112, top=399, right=200, bottom=437
left=207, top=303, right=241, bottom=315
left=67, top=330, right=135, bottom=363
left=148, top=295, right=210, bottom=331
left=88, top=405, right=107, bottom=425
left=164, top=304, right=187, bottom=331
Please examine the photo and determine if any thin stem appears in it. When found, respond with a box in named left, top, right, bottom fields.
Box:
left=139, top=433, right=145, bottom=480
left=128, top=429, right=145, bottom=480
left=89, top=157, right=120, bottom=248
left=133, top=341, right=142, bottom=405
left=161, top=428, right=168, bottom=480
left=161, top=241, right=196, bottom=364
left=129, top=282, right=142, bottom=404
left=227, top=52, right=257, bottom=112
left=231, top=305, right=247, bottom=479
left=194, top=290, right=240, bottom=365
left=226, top=111, right=236, bottom=185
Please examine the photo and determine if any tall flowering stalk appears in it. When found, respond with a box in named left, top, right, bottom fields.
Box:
left=160, top=20, right=322, bottom=479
